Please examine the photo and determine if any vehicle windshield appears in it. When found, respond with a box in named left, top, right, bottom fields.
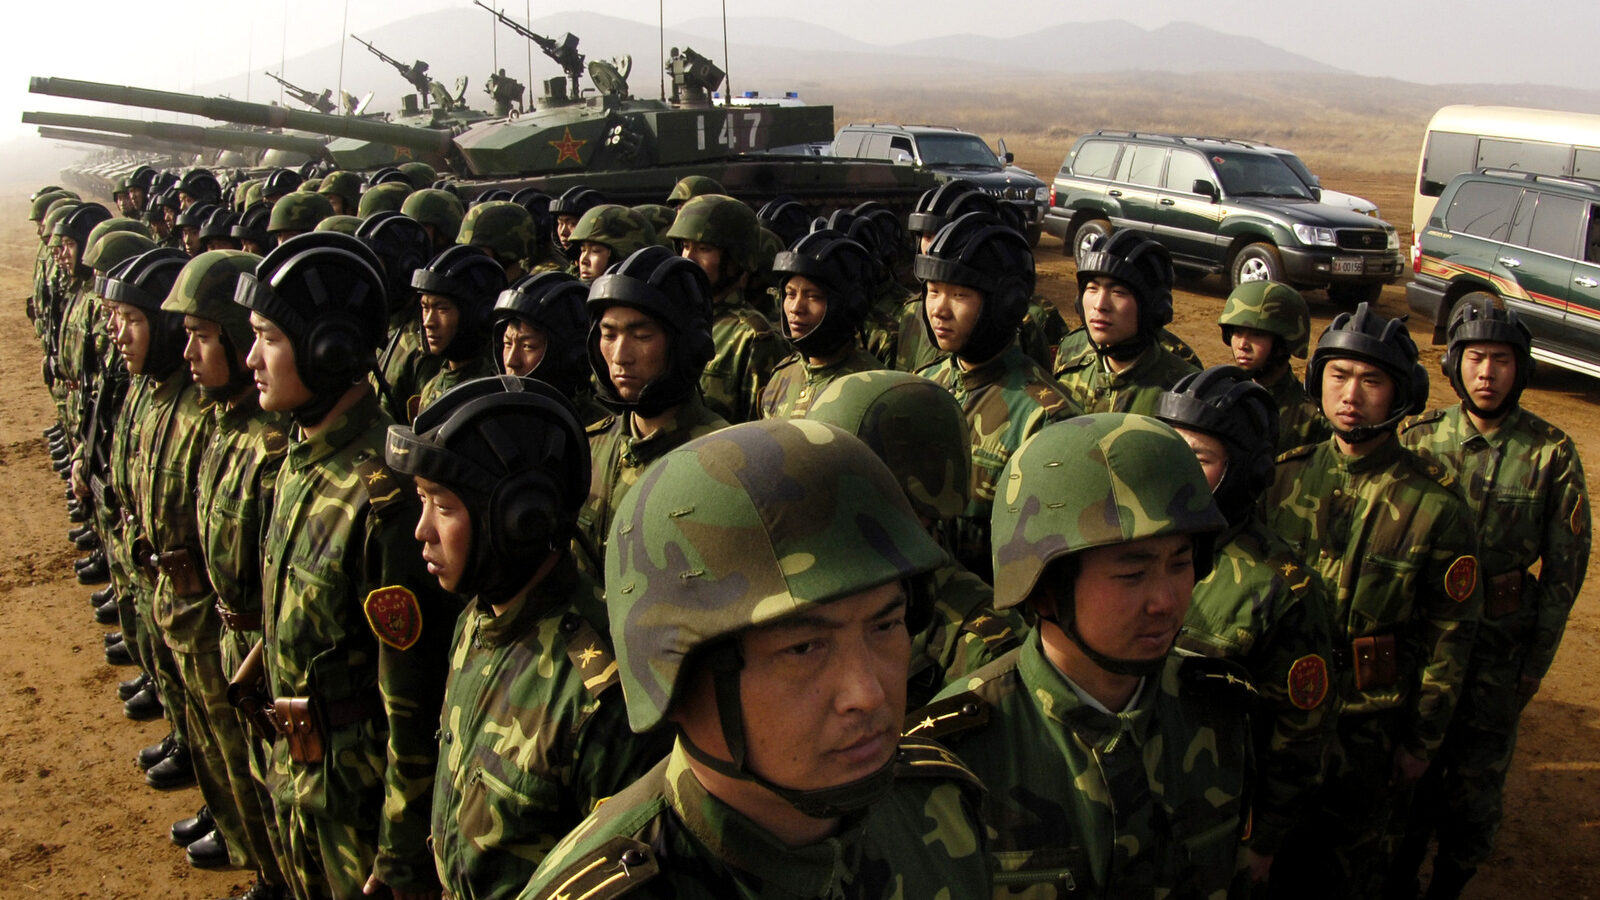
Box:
left=1270, top=150, right=1317, bottom=188
left=1210, top=151, right=1315, bottom=199
left=917, top=133, right=1002, bottom=168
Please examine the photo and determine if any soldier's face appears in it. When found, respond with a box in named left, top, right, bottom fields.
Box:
left=500, top=319, right=548, bottom=377
left=325, top=194, right=348, bottom=216
left=924, top=281, right=983, bottom=354
left=414, top=476, right=472, bottom=593
left=127, top=188, right=146, bottom=213
left=181, top=227, right=203, bottom=256
left=1320, top=357, right=1395, bottom=431
left=1070, top=534, right=1195, bottom=663
left=246, top=312, right=314, bottom=412
left=1459, top=342, right=1517, bottom=413
left=1228, top=327, right=1277, bottom=372
left=556, top=214, right=580, bottom=248
left=183, top=316, right=234, bottom=389
left=597, top=306, right=668, bottom=402
left=680, top=240, right=725, bottom=284
left=110, top=302, right=151, bottom=375
left=578, top=242, right=613, bottom=283
left=420, top=293, right=461, bottom=356
left=1173, top=427, right=1228, bottom=491
left=678, top=582, right=909, bottom=796
left=1081, top=277, right=1139, bottom=347
left=782, top=275, right=829, bottom=343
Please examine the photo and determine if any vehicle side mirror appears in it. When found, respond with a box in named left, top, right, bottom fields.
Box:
left=1192, top=179, right=1218, bottom=200
left=1004, top=151, right=1015, bottom=164
left=998, top=139, right=1013, bottom=165
left=1310, top=174, right=1322, bottom=188
left=890, top=149, right=913, bottom=165
left=1311, top=187, right=1323, bottom=202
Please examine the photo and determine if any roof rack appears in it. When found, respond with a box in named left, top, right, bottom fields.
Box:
left=1089, top=129, right=1263, bottom=150
left=1474, top=167, right=1600, bottom=194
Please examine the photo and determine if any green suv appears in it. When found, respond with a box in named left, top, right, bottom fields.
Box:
left=1043, top=131, right=1403, bottom=302
left=1408, top=168, right=1600, bottom=378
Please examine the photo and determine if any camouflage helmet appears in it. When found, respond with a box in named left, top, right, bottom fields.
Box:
left=84, top=230, right=156, bottom=277
left=174, top=202, right=217, bottom=233
left=1218, top=280, right=1310, bottom=360
left=177, top=168, right=222, bottom=205
left=586, top=245, right=716, bottom=418
left=398, top=162, right=438, bottom=189
left=231, top=179, right=255, bottom=210
left=261, top=168, right=303, bottom=201
left=806, top=370, right=970, bottom=522
left=992, top=413, right=1225, bottom=611
left=1441, top=293, right=1534, bottom=415
left=568, top=204, right=656, bottom=263
left=29, top=189, right=78, bottom=222
left=907, top=179, right=991, bottom=237
left=756, top=195, right=810, bottom=248
left=314, top=214, right=363, bottom=235
left=605, top=418, right=945, bottom=734
left=665, top=174, right=724, bottom=207
left=1156, top=365, right=1280, bottom=527
left=86, top=217, right=151, bottom=248
left=41, top=200, right=83, bottom=247
left=1075, top=230, right=1175, bottom=345
left=771, top=229, right=874, bottom=358
left=401, top=188, right=466, bottom=247
left=357, top=181, right=413, bottom=218
left=160, top=250, right=263, bottom=394
left=242, top=181, right=265, bottom=210
left=456, top=200, right=534, bottom=268
left=355, top=211, right=432, bottom=314
left=492, top=271, right=591, bottom=395
left=102, top=248, right=190, bottom=380
left=665, top=194, right=760, bottom=275
left=411, top=244, right=509, bottom=362
left=385, top=375, right=588, bottom=602
left=300, top=177, right=323, bottom=193
left=914, top=211, right=1034, bottom=363
left=267, top=191, right=334, bottom=235
left=632, top=204, right=677, bottom=245
left=1306, top=301, right=1428, bottom=441
left=317, top=170, right=363, bottom=212
left=231, top=201, right=272, bottom=248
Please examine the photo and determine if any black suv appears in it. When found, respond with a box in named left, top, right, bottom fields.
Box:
left=831, top=123, right=1049, bottom=244
left=1043, top=131, right=1403, bottom=302
left=1408, top=168, right=1600, bottom=379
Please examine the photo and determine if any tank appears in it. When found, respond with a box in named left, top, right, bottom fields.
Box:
left=22, top=110, right=329, bottom=159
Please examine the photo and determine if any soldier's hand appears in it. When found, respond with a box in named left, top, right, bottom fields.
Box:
left=1246, top=849, right=1274, bottom=884
left=1517, top=675, right=1542, bottom=703
left=70, top=461, right=89, bottom=499
left=1391, top=746, right=1429, bottom=785
left=362, top=872, right=441, bottom=900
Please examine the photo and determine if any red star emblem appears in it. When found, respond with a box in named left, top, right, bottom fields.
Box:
left=549, top=127, right=587, bottom=165
left=392, top=146, right=414, bottom=160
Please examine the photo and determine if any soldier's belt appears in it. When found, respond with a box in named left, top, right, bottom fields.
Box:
left=130, top=537, right=158, bottom=582
left=1485, top=570, right=1526, bottom=619
left=214, top=602, right=263, bottom=632
left=153, top=548, right=208, bottom=598
left=269, top=693, right=385, bottom=765
left=1331, top=634, right=1399, bottom=691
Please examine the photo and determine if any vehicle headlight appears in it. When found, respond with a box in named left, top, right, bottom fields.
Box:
left=1386, top=227, right=1399, bottom=250
left=1293, top=224, right=1338, bottom=247
left=1034, top=186, right=1049, bottom=202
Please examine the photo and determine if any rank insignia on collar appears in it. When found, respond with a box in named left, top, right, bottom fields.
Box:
left=365, top=585, right=422, bottom=650
left=1287, top=654, right=1329, bottom=710
left=1444, top=555, right=1478, bottom=603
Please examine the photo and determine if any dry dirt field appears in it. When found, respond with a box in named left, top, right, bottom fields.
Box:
left=0, top=144, right=1597, bottom=897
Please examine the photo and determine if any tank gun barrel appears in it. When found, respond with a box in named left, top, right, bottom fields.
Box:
left=23, top=110, right=329, bottom=157
left=29, top=76, right=455, bottom=159
left=38, top=125, right=187, bottom=156
left=472, top=0, right=584, bottom=99
left=265, top=72, right=337, bottom=114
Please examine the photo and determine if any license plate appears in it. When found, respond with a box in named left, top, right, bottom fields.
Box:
left=1332, top=256, right=1365, bottom=275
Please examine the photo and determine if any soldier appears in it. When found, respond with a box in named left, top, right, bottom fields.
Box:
left=314, top=215, right=363, bottom=236
left=317, top=171, right=363, bottom=217
left=266, top=192, right=334, bottom=245
left=458, top=200, right=536, bottom=281
left=48, top=204, right=114, bottom=446
left=806, top=370, right=1026, bottom=707
left=520, top=418, right=992, bottom=899
left=261, top=169, right=304, bottom=205
left=384, top=376, right=669, bottom=898
left=1155, top=365, right=1340, bottom=884
left=358, top=181, right=413, bottom=219
left=909, top=413, right=1252, bottom=898
left=1054, top=231, right=1198, bottom=413
left=200, top=208, right=243, bottom=252
left=411, top=245, right=507, bottom=412
left=1388, top=300, right=1590, bottom=900
left=161, top=250, right=290, bottom=897
left=1261, top=302, right=1483, bottom=900
left=491, top=271, right=608, bottom=425
left=233, top=202, right=273, bottom=255
left=758, top=230, right=883, bottom=420
left=174, top=202, right=217, bottom=256
left=1218, top=280, right=1330, bottom=451
left=548, top=186, right=606, bottom=262
left=568, top=205, right=656, bottom=284
left=575, top=245, right=726, bottom=575
left=359, top=211, right=437, bottom=428
left=664, top=174, right=723, bottom=208
left=915, top=211, right=1078, bottom=580
left=666, top=194, right=791, bottom=423
left=401, top=188, right=466, bottom=254
left=234, top=232, right=457, bottom=899
left=811, top=208, right=913, bottom=370
left=176, top=168, right=222, bottom=209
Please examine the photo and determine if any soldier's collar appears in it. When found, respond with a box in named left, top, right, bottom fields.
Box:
left=1017, top=631, right=1157, bottom=749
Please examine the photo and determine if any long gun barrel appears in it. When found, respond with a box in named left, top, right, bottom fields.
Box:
left=24, top=110, right=329, bottom=158
left=352, top=35, right=407, bottom=74
left=265, top=72, right=336, bottom=114
left=472, top=1, right=584, bottom=98
left=38, top=125, right=188, bottom=156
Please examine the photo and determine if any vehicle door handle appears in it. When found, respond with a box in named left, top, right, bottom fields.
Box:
left=1108, top=189, right=1122, bottom=197
left=1159, top=198, right=1176, bottom=206
left=1576, top=276, right=1599, bottom=288
left=1497, top=256, right=1522, bottom=268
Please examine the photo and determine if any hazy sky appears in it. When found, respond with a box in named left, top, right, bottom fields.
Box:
left=6, top=0, right=1596, bottom=144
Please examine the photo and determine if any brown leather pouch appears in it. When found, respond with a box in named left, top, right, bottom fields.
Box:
left=1485, top=571, right=1525, bottom=619
left=274, top=697, right=325, bottom=764
left=1351, top=634, right=1398, bottom=691
left=131, top=538, right=158, bottom=582
left=157, top=548, right=207, bottom=598
left=225, top=640, right=276, bottom=742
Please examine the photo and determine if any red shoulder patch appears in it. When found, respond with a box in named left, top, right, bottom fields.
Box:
left=1287, top=654, right=1329, bottom=711
left=1444, top=555, right=1478, bottom=603
left=364, top=586, right=422, bottom=650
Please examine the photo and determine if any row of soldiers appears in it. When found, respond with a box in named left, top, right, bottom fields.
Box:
left=24, top=161, right=1588, bottom=900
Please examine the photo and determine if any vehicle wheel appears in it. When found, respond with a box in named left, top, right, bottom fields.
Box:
left=1073, top=218, right=1111, bottom=264
left=1230, top=242, right=1284, bottom=289
left=1327, top=282, right=1383, bottom=305
left=1025, top=223, right=1043, bottom=248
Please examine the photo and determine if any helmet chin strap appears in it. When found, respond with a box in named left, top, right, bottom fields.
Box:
left=1089, top=332, right=1152, bottom=364
left=1038, top=587, right=1167, bottom=678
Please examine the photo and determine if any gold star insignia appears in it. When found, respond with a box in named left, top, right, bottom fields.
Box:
left=577, top=644, right=602, bottom=667
left=917, top=716, right=935, bottom=732
left=969, top=614, right=990, bottom=627
left=549, top=127, right=587, bottom=165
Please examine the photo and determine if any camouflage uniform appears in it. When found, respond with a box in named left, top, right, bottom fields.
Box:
left=1216, top=281, right=1325, bottom=452
left=1396, top=404, right=1589, bottom=872
left=378, top=314, right=442, bottom=426
left=1053, top=329, right=1199, bottom=415
left=700, top=298, right=790, bottom=423
left=893, top=296, right=943, bottom=373
left=909, top=562, right=1026, bottom=709
left=1263, top=371, right=1330, bottom=452
left=416, top=354, right=497, bottom=414
left=260, top=390, right=457, bottom=898
left=756, top=345, right=882, bottom=420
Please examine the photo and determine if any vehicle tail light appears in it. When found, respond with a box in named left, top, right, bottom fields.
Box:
left=1049, top=185, right=1056, bottom=207
left=1411, top=240, right=1422, bottom=273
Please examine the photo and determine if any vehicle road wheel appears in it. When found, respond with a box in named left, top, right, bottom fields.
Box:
left=1073, top=218, right=1111, bottom=264
left=1230, top=242, right=1283, bottom=289
left=1327, top=282, right=1383, bottom=305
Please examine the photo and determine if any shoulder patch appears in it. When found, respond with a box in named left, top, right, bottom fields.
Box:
left=364, top=586, right=422, bottom=650
left=960, top=611, right=1022, bottom=652
left=586, top=415, right=617, bottom=437
left=537, top=835, right=659, bottom=900
left=893, top=734, right=984, bottom=790
left=904, top=691, right=990, bottom=741
left=1400, top=409, right=1447, bottom=434
left=1274, top=442, right=1319, bottom=464
left=260, top=423, right=289, bottom=455
left=354, top=454, right=406, bottom=512
left=1286, top=654, right=1330, bottom=710
left=1179, top=656, right=1258, bottom=698
left=563, top=613, right=621, bottom=698
left=1444, top=555, right=1478, bottom=603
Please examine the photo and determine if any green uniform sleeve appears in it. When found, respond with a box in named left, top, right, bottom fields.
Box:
left=1526, top=437, right=1590, bottom=678
left=1406, top=492, right=1484, bottom=759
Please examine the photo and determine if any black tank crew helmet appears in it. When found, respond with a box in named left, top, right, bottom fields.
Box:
left=1156, top=365, right=1280, bottom=527
left=1441, top=294, right=1534, bottom=418
left=585, top=245, right=715, bottom=419
left=1306, top=301, right=1428, bottom=443
left=913, top=211, right=1035, bottom=364
left=1075, top=230, right=1175, bottom=362
left=492, top=271, right=591, bottom=397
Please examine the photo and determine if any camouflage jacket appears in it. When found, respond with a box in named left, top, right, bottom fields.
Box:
left=107, top=374, right=165, bottom=603
left=862, top=281, right=914, bottom=367
left=432, top=554, right=670, bottom=900
left=700, top=297, right=791, bottom=423
left=195, top=396, right=289, bottom=619
left=908, top=559, right=1028, bottom=710
left=757, top=346, right=883, bottom=421
left=56, top=284, right=97, bottom=431
left=1053, top=332, right=1199, bottom=415
left=1179, top=516, right=1339, bottom=855
left=1400, top=404, right=1590, bottom=679
left=1261, top=368, right=1329, bottom=453
left=911, top=633, right=1252, bottom=899
left=894, top=296, right=943, bottom=374
left=131, top=375, right=222, bottom=652
left=517, top=737, right=992, bottom=900
left=417, top=354, right=498, bottom=415
left=260, top=388, right=458, bottom=892
left=379, top=314, right=443, bottom=426
left=574, top=397, right=727, bottom=577
left=1261, top=436, right=1483, bottom=758
left=920, top=345, right=1079, bottom=576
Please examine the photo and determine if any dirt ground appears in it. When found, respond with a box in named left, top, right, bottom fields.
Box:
left=0, top=160, right=1596, bottom=899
